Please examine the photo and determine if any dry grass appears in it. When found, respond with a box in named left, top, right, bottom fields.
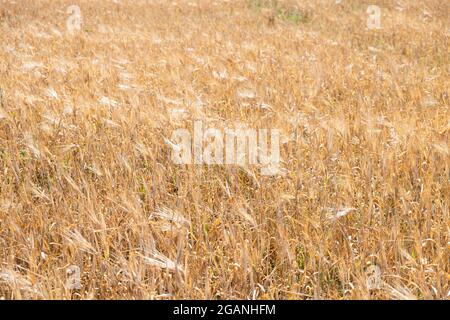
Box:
left=0, top=0, right=448, bottom=300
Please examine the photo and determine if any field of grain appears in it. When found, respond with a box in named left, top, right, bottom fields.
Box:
left=0, top=0, right=448, bottom=299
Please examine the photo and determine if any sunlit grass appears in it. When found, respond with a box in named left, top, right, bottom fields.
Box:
left=0, top=0, right=448, bottom=300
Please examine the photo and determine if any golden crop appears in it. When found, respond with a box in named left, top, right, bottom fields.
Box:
left=0, top=0, right=448, bottom=299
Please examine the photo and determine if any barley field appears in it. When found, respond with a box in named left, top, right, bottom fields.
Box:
left=0, top=0, right=448, bottom=300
